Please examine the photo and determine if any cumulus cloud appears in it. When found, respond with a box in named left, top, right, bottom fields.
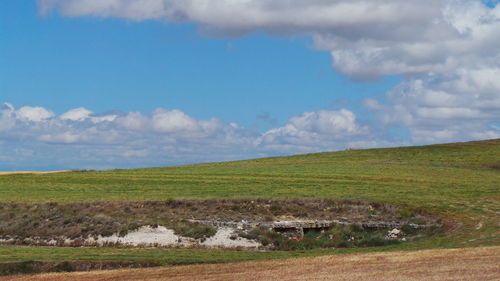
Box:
left=0, top=101, right=495, bottom=170
left=39, top=132, right=82, bottom=144
left=116, top=111, right=150, bottom=131
left=0, top=103, right=261, bottom=169
left=60, top=107, right=93, bottom=121
left=0, top=103, right=16, bottom=132
left=257, top=109, right=371, bottom=152
left=152, top=109, right=200, bottom=133
left=1, top=103, right=388, bottom=170
left=59, top=107, right=118, bottom=123
left=37, top=1, right=497, bottom=75
left=365, top=68, right=500, bottom=143
left=90, top=115, right=118, bottom=123
left=15, top=106, right=55, bottom=122
left=37, top=0, right=444, bottom=34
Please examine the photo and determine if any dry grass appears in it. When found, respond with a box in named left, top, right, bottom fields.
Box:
left=4, top=247, right=499, bottom=281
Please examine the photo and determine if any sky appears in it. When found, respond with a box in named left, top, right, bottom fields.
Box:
left=1, top=0, right=499, bottom=171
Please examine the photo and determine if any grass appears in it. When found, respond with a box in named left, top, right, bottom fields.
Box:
left=0, top=139, right=498, bottom=266
left=0, top=246, right=343, bottom=264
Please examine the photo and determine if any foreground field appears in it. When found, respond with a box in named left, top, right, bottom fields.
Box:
left=5, top=247, right=499, bottom=281
left=0, top=139, right=498, bottom=269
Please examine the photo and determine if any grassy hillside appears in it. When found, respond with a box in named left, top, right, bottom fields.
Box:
left=0, top=139, right=498, bottom=268
left=1, top=139, right=498, bottom=203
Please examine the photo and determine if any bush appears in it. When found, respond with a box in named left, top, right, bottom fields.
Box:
left=398, top=208, right=413, bottom=218
left=267, top=225, right=400, bottom=250
left=52, top=262, right=75, bottom=273
left=0, top=261, right=37, bottom=276
left=118, top=226, right=129, bottom=237
left=171, top=222, right=217, bottom=240
left=358, top=235, right=397, bottom=247
left=238, top=228, right=261, bottom=240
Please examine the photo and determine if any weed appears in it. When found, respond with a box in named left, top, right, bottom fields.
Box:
left=171, top=221, right=217, bottom=240
left=0, top=261, right=39, bottom=276
left=398, top=208, right=413, bottom=219
left=238, top=228, right=261, bottom=241
left=52, top=262, right=75, bottom=272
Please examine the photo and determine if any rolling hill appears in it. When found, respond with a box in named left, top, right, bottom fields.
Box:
left=0, top=139, right=498, bottom=276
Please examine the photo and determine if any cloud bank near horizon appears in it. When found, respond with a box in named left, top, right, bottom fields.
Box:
left=1, top=103, right=388, bottom=170
left=2, top=99, right=497, bottom=170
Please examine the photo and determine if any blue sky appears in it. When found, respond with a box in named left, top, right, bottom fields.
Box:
left=1, top=0, right=499, bottom=170
left=1, top=1, right=398, bottom=130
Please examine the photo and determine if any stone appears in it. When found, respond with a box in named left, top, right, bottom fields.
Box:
left=387, top=228, right=402, bottom=239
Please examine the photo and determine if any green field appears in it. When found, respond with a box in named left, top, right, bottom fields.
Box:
left=1, top=139, right=499, bottom=266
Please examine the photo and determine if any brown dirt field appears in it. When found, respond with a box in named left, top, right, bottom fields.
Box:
left=4, top=247, right=499, bottom=281
left=0, top=171, right=69, bottom=176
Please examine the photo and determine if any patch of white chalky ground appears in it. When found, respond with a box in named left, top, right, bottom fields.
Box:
left=88, top=225, right=261, bottom=248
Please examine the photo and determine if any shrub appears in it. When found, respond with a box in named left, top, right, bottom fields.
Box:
left=410, top=217, right=427, bottom=225
left=52, top=262, right=75, bottom=272
left=0, top=261, right=37, bottom=276
left=238, top=228, right=261, bottom=240
left=484, top=162, right=500, bottom=170
left=398, top=208, right=413, bottom=218
left=171, top=222, right=217, bottom=240
left=358, top=235, right=397, bottom=247
left=118, top=226, right=129, bottom=237
left=269, top=204, right=282, bottom=213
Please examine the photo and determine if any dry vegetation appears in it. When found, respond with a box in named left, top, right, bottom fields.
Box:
left=4, top=247, right=498, bottom=281
left=0, top=199, right=436, bottom=243
left=0, top=199, right=438, bottom=254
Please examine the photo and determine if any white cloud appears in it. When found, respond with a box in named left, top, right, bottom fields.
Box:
left=56, top=107, right=118, bottom=123
left=39, top=132, right=82, bottom=144
left=1, top=103, right=389, bottom=169
left=0, top=103, right=16, bottom=132
left=90, top=114, right=118, bottom=123
left=366, top=68, right=500, bottom=143
left=15, top=106, right=55, bottom=122
left=0, top=103, right=263, bottom=169
left=38, top=1, right=498, bottom=77
left=117, top=111, right=150, bottom=131
left=289, top=109, right=363, bottom=135
left=152, top=109, right=199, bottom=133
left=411, top=126, right=500, bottom=144
left=38, top=0, right=444, bottom=33
left=60, top=107, right=93, bottom=121
left=257, top=109, right=371, bottom=152
left=0, top=101, right=496, bottom=170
